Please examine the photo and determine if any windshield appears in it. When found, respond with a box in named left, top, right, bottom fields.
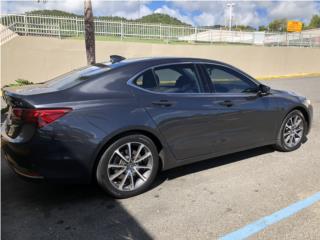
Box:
left=44, top=64, right=111, bottom=90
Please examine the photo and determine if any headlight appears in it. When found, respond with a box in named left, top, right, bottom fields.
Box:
left=304, top=99, right=312, bottom=106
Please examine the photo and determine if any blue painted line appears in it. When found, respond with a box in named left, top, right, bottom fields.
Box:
left=220, top=191, right=320, bottom=240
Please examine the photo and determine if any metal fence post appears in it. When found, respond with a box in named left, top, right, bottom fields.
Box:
left=159, top=23, right=162, bottom=39
left=58, top=22, right=61, bottom=39
left=24, top=15, right=27, bottom=35
left=121, top=21, right=124, bottom=40
left=76, top=17, right=79, bottom=37
left=195, top=27, right=198, bottom=42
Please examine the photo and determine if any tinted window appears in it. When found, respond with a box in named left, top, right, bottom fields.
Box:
left=44, top=64, right=111, bottom=90
left=134, top=64, right=201, bottom=93
left=204, top=65, right=257, bottom=93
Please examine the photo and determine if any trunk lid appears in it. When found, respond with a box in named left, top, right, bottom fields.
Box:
left=2, top=88, right=36, bottom=139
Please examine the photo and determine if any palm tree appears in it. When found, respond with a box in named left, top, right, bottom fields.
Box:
left=37, top=0, right=96, bottom=65
left=84, top=0, right=96, bottom=65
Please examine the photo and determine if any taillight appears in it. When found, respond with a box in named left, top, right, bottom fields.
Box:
left=12, top=108, right=72, bottom=128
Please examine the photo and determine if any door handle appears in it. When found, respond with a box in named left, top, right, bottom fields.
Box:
left=152, top=100, right=174, bottom=107
left=218, top=100, right=233, bottom=107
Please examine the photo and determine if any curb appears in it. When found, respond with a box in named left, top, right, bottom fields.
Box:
left=255, top=72, right=320, bottom=80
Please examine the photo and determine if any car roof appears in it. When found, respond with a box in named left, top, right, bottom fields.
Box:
left=101, top=56, right=255, bottom=81
left=105, top=57, right=227, bottom=68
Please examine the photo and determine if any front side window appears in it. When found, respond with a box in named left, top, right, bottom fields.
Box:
left=204, top=65, right=257, bottom=93
left=134, top=64, right=201, bottom=93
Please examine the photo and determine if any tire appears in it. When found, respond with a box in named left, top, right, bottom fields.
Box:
left=274, top=110, right=307, bottom=152
left=96, top=134, right=159, bottom=198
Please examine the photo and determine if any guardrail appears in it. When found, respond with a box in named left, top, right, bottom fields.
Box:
left=1, top=14, right=319, bottom=47
left=0, top=23, right=18, bottom=45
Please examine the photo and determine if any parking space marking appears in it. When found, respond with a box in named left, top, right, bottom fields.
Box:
left=220, top=191, right=320, bottom=240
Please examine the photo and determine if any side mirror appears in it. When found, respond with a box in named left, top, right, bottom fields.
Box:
left=258, top=84, right=271, bottom=96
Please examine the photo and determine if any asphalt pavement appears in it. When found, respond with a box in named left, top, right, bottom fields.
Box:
left=1, top=77, right=320, bottom=240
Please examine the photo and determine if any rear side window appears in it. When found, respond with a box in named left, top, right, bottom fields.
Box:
left=134, top=64, right=201, bottom=93
left=44, top=65, right=111, bottom=90
left=204, top=65, right=257, bottom=93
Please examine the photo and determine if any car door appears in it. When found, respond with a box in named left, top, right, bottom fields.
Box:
left=199, top=64, right=279, bottom=152
left=130, top=63, right=238, bottom=161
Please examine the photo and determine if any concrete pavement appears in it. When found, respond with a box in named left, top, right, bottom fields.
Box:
left=1, top=77, right=319, bottom=240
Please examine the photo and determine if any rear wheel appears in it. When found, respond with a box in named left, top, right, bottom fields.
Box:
left=96, top=134, right=159, bottom=198
left=274, top=110, right=306, bottom=152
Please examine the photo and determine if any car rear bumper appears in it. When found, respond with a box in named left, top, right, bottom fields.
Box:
left=3, top=149, right=44, bottom=179
left=1, top=132, right=94, bottom=184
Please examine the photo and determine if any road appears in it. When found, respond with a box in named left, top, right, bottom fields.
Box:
left=1, top=77, right=320, bottom=240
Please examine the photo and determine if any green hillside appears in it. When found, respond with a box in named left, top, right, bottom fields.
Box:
left=26, top=10, right=190, bottom=26
left=26, top=10, right=79, bottom=17
left=139, top=13, right=189, bottom=26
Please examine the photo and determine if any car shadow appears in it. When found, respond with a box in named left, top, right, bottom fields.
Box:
left=1, top=159, right=153, bottom=240
left=2, top=145, right=274, bottom=240
left=154, top=145, right=275, bottom=186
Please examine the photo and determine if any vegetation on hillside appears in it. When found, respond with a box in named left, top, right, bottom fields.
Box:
left=26, top=10, right=79, bottom=17
left=308, top=15, right=320, bottom=29
left=25, top=10, right=320, bottom=31
left=26, top=10, right=190, bottom=26
left=261, top=15, right=320, bottom=32
left=139, top=13, right=189, bottom=26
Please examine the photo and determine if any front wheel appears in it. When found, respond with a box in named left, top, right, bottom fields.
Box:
left=274, top=110, right=307, bottom=152
left=96, top=134, right=159, bottom=198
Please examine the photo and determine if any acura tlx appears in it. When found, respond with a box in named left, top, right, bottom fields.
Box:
left=1, top=56, right=313, bottom=198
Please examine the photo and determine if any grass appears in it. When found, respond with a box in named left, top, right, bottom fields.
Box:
left=66, top=35, right=253, bottom=46
left=1, top=79, right=34, bottom=113
left=3, top=79, right=34, bottom=88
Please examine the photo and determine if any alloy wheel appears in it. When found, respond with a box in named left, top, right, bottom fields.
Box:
left=107, top=142, right=153, bottom=191
left=283, top=114, right=304, bottom=148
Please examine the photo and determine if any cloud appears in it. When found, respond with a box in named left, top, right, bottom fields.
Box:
left=154, top=5, right=193, bottom=25
left=172, top=1, right=320, bottom=27
left=269, top=1, right=319, bottom=21
left=1, top=0, right=320, bottom=27
left=1, top=0, right=153, bottom=19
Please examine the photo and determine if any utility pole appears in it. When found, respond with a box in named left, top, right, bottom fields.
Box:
left=226, top=3, right=235, bottom=31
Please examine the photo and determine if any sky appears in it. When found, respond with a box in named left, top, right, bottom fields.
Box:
left=1, top=1, right=320, bottom=27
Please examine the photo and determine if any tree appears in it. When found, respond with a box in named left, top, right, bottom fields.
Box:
left=309, top=15, right=320, bottom=29
left=84, top=0, right=96, bottom=65
left=258, top=25, right=267, bottom=31
left=268, top=19, right=287, bottom=32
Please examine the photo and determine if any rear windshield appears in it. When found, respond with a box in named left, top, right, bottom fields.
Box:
left=43, top=64, right=111, bottom=90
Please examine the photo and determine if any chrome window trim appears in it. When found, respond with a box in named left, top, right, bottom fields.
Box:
left=127, top=61, right=260, bottom=96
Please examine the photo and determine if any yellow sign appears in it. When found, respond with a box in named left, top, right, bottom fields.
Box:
left=287, top=21, right=303, bottom=32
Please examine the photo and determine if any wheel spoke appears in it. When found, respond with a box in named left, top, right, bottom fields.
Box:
left=108, top=164, right=126, bottom=169
left=133, top=167, right=146, bottom=181
left=135, top=165, right=152, bottom=170
left=285, top=135, right=291, bottom=143
left=114, top=150, right=129, bottom=163
left=290, top=136, right=294, bottom=145
left=285, top=124, right=292, bottom=130
left=119, top=171, right=130, bottom=190
left=134, top=152, right=151, bottom=163
left=129, top=171, right=134, bottom=190
left=284, top=131, right=291, bottom=137
left=110, top=168, right=126, bottom=181
left=127, top=143, right=132, bottom=161
left=134, top=144, right=145, bottom=162
left=295, top=118, right=302, bottom=127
